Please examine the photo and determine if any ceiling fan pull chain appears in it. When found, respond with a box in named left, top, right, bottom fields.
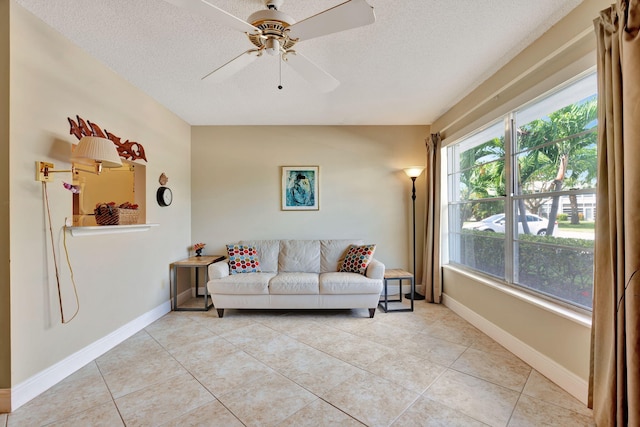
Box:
left=278, top=55, right=283, bottom=90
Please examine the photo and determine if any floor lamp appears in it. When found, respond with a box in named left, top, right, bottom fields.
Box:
left=404, top=166, right=425, bottom=300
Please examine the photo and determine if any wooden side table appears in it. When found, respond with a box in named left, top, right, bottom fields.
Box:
left=378, top=269, right=415, bottom=312
left=170, top=255, right=225, bottom=311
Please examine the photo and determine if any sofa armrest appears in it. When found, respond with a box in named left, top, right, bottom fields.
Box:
left=208, top=260, right=230, bottom=280
left=366, top=258, right=385, bottom=280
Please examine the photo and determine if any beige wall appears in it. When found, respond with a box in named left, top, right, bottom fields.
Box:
left=7, top=1, right=191, bottom=394
left=443, top=268, right=591, bottom=378
left=432, top=0, right=610, bottom=401
left=1, top=0, right=11, bottom=400
left=190, top=125, right=429, bottom=279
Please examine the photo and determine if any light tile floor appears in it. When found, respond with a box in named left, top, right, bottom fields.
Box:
left=4, top=300, right=595, bottom=426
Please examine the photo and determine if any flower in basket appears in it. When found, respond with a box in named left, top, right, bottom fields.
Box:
left=96, top=201, right=117, bottom=208
left=193, top=242, right=206, bottom=257
left=118, top=202, right=139, bottom=210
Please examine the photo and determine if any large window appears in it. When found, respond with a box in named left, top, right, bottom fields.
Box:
left=447, top=72, right=597, bottom=310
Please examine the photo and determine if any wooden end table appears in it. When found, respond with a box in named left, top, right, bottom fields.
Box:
left=170, top=255, right=225, bottom=311
left=378, top=269, right=415, bottom=312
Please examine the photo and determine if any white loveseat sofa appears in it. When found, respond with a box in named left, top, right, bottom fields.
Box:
left=207, top=239, right=384, bottom=318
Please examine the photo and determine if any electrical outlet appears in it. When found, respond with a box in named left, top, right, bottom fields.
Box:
left=65, top=217, right=72, bottom=227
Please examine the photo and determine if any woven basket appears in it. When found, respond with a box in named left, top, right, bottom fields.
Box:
left=94, top=204, right=139, bottom=225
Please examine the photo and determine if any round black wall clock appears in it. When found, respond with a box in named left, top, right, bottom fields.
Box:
left=156, top=186, right=173, bottom=207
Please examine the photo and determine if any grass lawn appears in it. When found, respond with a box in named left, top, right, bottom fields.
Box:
left=557, top=220, right=595, bottom=231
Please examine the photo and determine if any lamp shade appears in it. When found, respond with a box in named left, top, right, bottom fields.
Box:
left=71, top=136, right=122, bottom=168
left=403, top=166, right=425, bottom=178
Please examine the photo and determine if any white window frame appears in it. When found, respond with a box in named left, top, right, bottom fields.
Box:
left=444, top=72, right=597, bottom=312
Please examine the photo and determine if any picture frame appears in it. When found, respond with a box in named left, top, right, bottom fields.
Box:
left=281, top=166, right=319, bottom=211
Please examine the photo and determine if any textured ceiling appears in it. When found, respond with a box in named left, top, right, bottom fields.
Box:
left=14, top=0, right=583, bottom=125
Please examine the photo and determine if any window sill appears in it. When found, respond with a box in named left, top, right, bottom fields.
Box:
left=67, top=224, right=159, bottom=237
left=442, top=264, right=592, bottom=328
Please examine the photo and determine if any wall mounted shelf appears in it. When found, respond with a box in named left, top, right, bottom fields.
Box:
left=67, top=224, right=159, bottom=237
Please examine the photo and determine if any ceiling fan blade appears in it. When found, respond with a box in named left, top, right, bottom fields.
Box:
left=202, top=50, right=260, bottom=82
left=283, top=52, right=339, bottom=92
left=162, top=0, right=260, bottom=34
left=287, top=0, right=375, bottom=42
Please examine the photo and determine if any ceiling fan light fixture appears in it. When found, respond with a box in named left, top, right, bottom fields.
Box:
left=265, top=38, right=280, bottom=55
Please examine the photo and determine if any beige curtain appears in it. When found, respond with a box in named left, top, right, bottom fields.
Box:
left=421, top=133, right=442, bottom=303
left=590, top=1, right=640, bottom=425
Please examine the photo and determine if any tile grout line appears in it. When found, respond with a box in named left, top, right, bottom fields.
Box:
left=94, top=361, right=127, bottom=427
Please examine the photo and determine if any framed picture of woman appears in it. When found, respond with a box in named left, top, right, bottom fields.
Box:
left=281, top=166, right=319, bottom=210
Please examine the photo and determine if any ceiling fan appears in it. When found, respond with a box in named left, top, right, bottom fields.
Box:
left=163, top=0, right=376, bottom=91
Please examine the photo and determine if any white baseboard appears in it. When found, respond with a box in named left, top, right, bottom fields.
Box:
left=180, top=286, right=196, bottom=304
left=10, top=301, right=171, bottom=412
left=443, top=294, right=588, bottom=405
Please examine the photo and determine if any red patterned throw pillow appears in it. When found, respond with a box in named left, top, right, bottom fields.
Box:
left=339, top=244, right=376, bottom=275
left=227, top=244, right=261, bottom=275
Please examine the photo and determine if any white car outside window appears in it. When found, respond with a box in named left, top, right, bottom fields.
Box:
left=463, top=213, right=555, bottom=236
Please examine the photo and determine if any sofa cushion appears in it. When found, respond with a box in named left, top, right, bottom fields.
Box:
left=269, top=272, right=319, bottom=294
left=279, top=240, right=320, bottom=273
left=320, top=239, right=363, bottom=273
left=319, top=272, right=382, bottom=294
left=339, top=244, right=377, bottom=275
left=227, top=244, right=261, bottom=274
left=209, top=272, right=276, bottom=294
left=239, top=240, right=279, bottom=273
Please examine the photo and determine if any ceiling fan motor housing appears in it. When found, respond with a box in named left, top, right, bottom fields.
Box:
left=246, top=9, right=297, bottom=53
